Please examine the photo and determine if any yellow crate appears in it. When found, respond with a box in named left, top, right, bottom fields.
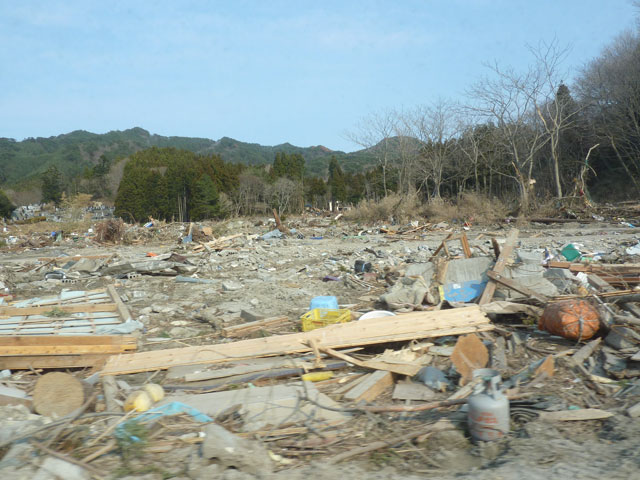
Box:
left=300, top=308, right=351, bottom=332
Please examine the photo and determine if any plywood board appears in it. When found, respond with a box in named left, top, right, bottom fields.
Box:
left=451, top=333, right=489, bottom=383
left=101, top=306, right=493, bottom=375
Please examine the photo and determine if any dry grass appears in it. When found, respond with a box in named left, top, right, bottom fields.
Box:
left=346, top=192, right=507, bottom=225
left=423, top=193, right=508, bottom=224
left=345, top=193, right=428, bottom=224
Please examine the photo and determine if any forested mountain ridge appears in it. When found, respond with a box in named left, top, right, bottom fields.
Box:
left=0, top=127, right=372, bottom=188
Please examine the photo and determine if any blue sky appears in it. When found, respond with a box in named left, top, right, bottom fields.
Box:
left=0, top=1, right=637, bottom=152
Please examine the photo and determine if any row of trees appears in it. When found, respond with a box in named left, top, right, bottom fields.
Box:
left=348, top=29, right=640, bottom=210
left=30, top=23, right=640, bottom=220
left=114, top=147, right=242, bottom=222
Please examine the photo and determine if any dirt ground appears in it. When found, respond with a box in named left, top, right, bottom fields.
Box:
left=1, top=215, right=640, bottom=479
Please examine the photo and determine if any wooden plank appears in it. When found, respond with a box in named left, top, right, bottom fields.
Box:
left=222, top=316, right=289, bottom=337
left=107, top=285, right=131, bottom=321
left=460, top=234, right=472, bottom=258
left=0, top=336, right=137, bottom=347
left=0, top=304, right=118, bottom=317
left=333, top=373, right=368, bottom=394
left=37, top=255, right=112, bottom=262
left=429, top=233, right=454, bottom=260
left=344, top=370, right=394, bottom=403
left=548, top=262, right=640, bottom=274
left=0, top=354, right=110, bottom=369
left=570, top=338, right=602, bottom=366
left=0, top=344, right=135, bottom=355
left=587, top=274, right=615, bottom=292
left=319, top=346, right=422, bottom=376
left=538, top=408, right=613, bottom=422
left=100, top=306, right=493, bottom=375
left=392, top=382, right=436, bottom=401
left=479, top=229, right=519, bottom=305
left=486, top=270, right=550, bottom=303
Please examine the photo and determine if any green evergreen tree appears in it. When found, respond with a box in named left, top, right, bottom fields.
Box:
left=114, top=165, right=148, bottom=222
left=270, top=152, right=305, bottom=181
left=0, top=189, right=15, bottom=218
left=328, top=156, right=346, bottom=205
left=190, top=174, right=220, bottom=220
left=41, top=165, right=63, bottom=205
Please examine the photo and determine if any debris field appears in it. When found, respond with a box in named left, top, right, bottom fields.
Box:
left=1, top=212, right=640, bottom=480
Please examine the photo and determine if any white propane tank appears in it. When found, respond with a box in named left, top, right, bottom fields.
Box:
left=467, top=369, right=510, bottom=442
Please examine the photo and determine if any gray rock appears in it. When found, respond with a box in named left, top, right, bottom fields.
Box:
left=222, top=281, right=243, bottom=292
left=0, top=466, right=38, bottom=480
left=170, top=326, right=200, bottom=338
left=0, top=443, right=33, bottom=469
left=240, top=309, right=264, bottom=322
left=201, top=423, right=272, bottom=476
left=139, top=306, right=153, bottom=315
left=33, top=457, right=89, bottom=480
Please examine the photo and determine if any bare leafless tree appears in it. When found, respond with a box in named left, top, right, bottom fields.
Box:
left=345, top=110, right=397, bottom=197
left=407, top=100, right=460, bottom=200
left=467, top=42, right=567, bottom=211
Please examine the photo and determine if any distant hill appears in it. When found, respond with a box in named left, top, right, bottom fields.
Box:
left=0, top=127, right=381, bottom=189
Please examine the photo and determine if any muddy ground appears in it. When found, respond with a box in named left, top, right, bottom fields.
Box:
left=1, top=216, right=640, bottom=479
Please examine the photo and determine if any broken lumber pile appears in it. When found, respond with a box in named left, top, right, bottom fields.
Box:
left=548, top=262, right=640, bottom=285
left=101, top=305, right=492, bottom=375
left=0, top=285, right=133, bottom=335
left=0, top=285, right=138, bottom=369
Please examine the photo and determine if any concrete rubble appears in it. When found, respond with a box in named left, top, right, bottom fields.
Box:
left=1, top=211, right=640, bottom=479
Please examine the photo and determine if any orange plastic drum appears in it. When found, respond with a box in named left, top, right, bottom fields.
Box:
left=538, top=299, right=600, bottom=341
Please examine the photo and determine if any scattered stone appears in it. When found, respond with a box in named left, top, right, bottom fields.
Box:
left=201, top=423, right=272, bottom=476
left=627, top=402, right=640, bottom=418
left=34, top=457, right=89, bottom=480
left=170, top=326, right=200, bottom=338
left=222, top=281, right=243, bottom=292
left=240, top=309, right=264, bottom=322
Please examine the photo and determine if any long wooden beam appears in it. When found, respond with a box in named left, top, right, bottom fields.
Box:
left=100, top=306, right=492, bottom=376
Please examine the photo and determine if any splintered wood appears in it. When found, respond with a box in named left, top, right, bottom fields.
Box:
left=101, top=306, right=493, bottom=375
left=479, top=229, right=519, bottom=305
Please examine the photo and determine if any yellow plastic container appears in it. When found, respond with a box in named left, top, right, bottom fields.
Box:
left=300, top=308, right=351, bottom=332
left=301, top=371, right=334, bottom=382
